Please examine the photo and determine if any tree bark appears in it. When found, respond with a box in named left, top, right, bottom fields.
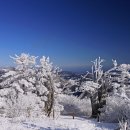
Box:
left=90, top=93, right=99, bottom=118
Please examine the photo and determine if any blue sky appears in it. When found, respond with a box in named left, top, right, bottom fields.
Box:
left=0, top=0, right=130, bottom=71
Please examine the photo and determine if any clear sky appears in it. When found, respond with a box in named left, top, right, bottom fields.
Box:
left=0, top=0, right=130, bottom=71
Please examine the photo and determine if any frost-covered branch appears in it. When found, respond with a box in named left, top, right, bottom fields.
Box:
left=91, top=57, right=104, bottom=83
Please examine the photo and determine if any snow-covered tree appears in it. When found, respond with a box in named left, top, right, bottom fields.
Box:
left=0, top=53, right=37, bottom=91
left=100, top=61, right=130, bottom=123
left=10, top=53, right=37, bottom=71
left=80, top=57, right=105, bottom=118
left=35, top=56, right=62, bottom=117
left=112, top=59, right=117, bottom=68
left=0, top=53, right=39, bottom=117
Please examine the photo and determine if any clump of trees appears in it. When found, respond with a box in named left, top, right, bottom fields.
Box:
left=74, top=57, right=130, bottom=130
left=0, top=53, right=63, bottom=118
left=63, top=56, right=130, bottom=126
left=0, top=53, right=130, bottom=129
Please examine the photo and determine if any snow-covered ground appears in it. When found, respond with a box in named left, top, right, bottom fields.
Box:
left=0, top=116, right=118, bottom=130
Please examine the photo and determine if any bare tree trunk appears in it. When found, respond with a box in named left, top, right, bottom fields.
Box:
left=45, top=76, right=55, bottom=118
left=53, top=109, right=55, bottom=119
left=71, top=113, right=75, bottom=119
left=45, top=88, right=54, bottom=117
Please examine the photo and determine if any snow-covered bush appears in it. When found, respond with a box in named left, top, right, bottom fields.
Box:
left=5, top=92, right=44, bottom=118
left=58, top=94, right=91, bottom=117
left=100, top=94, right=130, bottom=123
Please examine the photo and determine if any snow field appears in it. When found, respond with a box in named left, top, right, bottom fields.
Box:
left=0, top=116, right=118, bottom=130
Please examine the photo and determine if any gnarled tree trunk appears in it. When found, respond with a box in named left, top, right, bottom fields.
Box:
left=90, top=92, right=99, bottom=118
left=90, top=82, right=107, bottom=118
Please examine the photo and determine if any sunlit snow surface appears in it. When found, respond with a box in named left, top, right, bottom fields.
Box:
left=0, top=116, right=117, bottom=130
